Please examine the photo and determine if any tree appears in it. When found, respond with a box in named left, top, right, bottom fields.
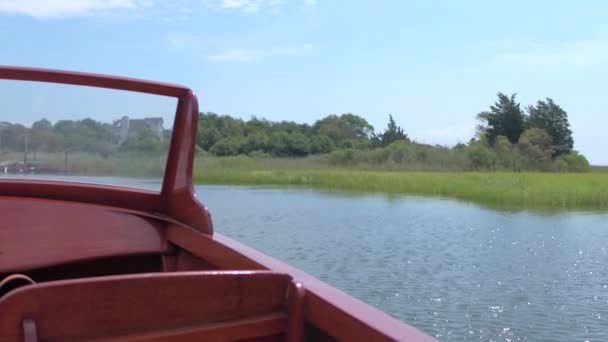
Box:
left=198, top=126, right=220, bottom=151
left=338, top=113, right=374, bottom=139
left=0, top=123, right=26, bottom=151
left=378, top=114, right=409, bottom=147
left=210, top=137, right=245, bottom=156
left=526, top=98, right=573, bottom=156
left=494, top=135, right=517, bottom=170
left=517, top=128, right=554, bottom=168
left=198, top=113, right=220, bottom=149
left=555, top=151, right=590, bottom=172
left=310, top=135, right=334, bottom=154
left=269, top=131, right=290, bottom=157
left=53, top=118, right=115, bottom=155
left=312, top=113, right=373, bottom=145
left=30, top=121, right=61, bottom=154
left=119, top=129, right=165, bottom=154
left=244, top=116, right=271, bottom=135
left=285, top=132, right=310, bottom=156
left=243, top=132, right=270, bottom=154
left=478, top=93, right=525, bottom=145
left=32, top=118, right=53, bottom=130
left=467, top=144, right=497, bottom=170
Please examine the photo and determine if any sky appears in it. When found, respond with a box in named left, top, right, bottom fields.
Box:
left=0, top=0, right=607, bottom=164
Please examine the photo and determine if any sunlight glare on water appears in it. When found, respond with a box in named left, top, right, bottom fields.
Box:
left=195, top=185, right=608, bottom=342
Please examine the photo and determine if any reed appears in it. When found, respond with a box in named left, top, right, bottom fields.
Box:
left=193, top=156, right=608, bottom=210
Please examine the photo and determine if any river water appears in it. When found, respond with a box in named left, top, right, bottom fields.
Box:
left=4, top=175, right=607, bottom=341
left=196, top=185, right=608, bottom=342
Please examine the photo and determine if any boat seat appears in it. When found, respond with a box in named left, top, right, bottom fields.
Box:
left=0, top=270, right=304, bottom=341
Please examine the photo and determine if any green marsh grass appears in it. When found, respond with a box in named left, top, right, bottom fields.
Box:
left=193, top=156, right=608, bottom=210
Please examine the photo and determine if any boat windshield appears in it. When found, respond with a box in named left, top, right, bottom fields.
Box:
left=0, top=79, right=176, bottom=192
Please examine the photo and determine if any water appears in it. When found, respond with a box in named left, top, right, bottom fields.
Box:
left=194, top=185, right=608, bottom=342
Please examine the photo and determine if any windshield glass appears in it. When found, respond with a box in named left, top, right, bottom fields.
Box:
left=0, top=79, right=176, bottom=191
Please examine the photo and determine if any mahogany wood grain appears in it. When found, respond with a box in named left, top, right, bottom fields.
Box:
left=175, top=250, right=216, bottom=271
left=286, top=282, right=305, bottom=342
left=166, top=225, right=264, bottom=270
left=0, top=197, right=167, bottom=274
left=0, top=65, right=190, bottom=97
left=160, top=93, right=213, bottom=234
left=0, top=271, right=291, bottom=341
left=0, top=182, right=160, bottom=212
left=92, top=314, right=285, bottom=342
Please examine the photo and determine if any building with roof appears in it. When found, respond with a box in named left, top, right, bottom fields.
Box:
left=113, top=116, right=164, bottom=144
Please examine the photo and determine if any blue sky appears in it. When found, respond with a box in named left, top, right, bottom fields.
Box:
left=0, top=0, right=607, bottom=164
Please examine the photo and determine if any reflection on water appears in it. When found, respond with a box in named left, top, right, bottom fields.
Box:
left=195, top=185, right=608, bottom=341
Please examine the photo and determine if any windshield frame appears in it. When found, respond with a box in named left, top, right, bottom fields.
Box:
left=0, top=66, right=211, bottom=234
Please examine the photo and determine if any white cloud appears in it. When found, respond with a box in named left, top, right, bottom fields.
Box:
left=496, top=39, right=608, bottom=67
left=208, top=43, right=313, bottom=62
left=220, top=0, right=261, bottom=13
left=0, top=0, right=146, bottom=18
left=201, top=0, right=312, bottom=14
left=217, top=0, right=285, bottom=14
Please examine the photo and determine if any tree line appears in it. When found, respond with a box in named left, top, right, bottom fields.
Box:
left=197, top=112, right=407, bottom=157
left=0, top=118, right=169, bottom=163
left=0, top=92, right=591, bottom=172
left=195, top=93, right=588, bottom=171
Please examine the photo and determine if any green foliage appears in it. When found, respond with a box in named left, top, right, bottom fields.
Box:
left=516, top=128, right=554, bottom=169
left=328, top=148, right=358, bottom=165
left=210, top=137, right=246, bottom=156
left=119, top=129, right=166, bottom=154
left=493, top=136, right=524, bottom=171
left=243, top=132, right=270, bottom=154
left=310, top=135, right=334, bottom=154
left=467, top=144, right=497, bottom=171
left=0, top=122, right=27, bottom=152
left=285, top=132, right=310, bottom=156
left=527, top=98, right=574, bottom=156
left=193, top=100, right=586, bottom=173
left=555, top=151, right=590, bottom=172
left=196, top=112, right=373, bottom=158
left=32, top=119, right=52, bottom=130
left=376, top=114, right=409, bottom=147
left=469, top=94, right=585, bottom=171
left=312, top=113, right=373, bottom=144
left=323, top=140, right=469, bottom=171
left=247, top=150, right=271, bottom=158
left=268, top=131, right=290, bottom=157
left=477, top=93, right=525, bottom=144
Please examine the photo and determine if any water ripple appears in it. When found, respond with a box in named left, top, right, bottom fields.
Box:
left=198, top=185, right=608, bottom=341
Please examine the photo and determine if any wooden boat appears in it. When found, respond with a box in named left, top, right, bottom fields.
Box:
left=0, top=66, right=434, bottom=341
